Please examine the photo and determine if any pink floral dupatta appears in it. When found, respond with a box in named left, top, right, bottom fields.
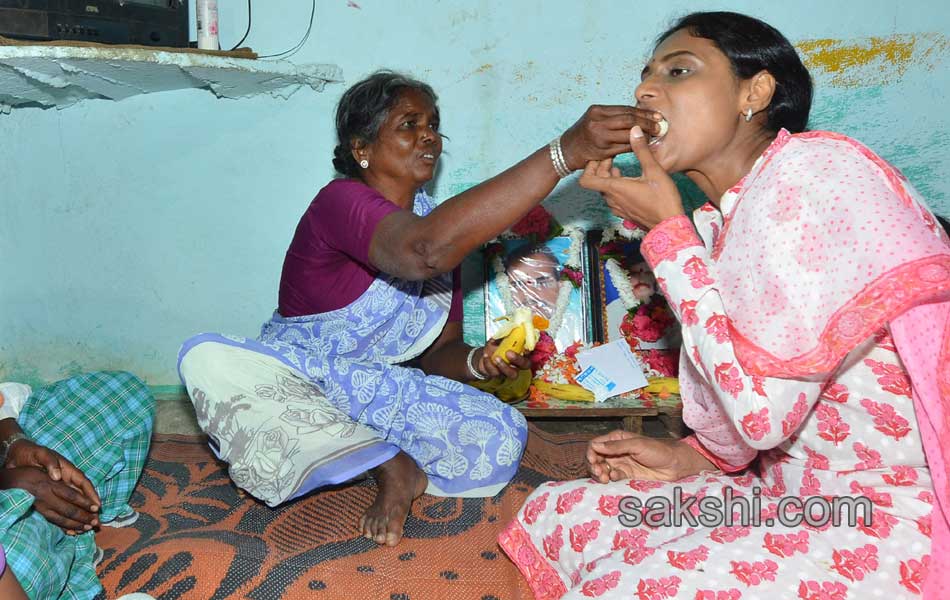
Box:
left=713, top=130, right=950, bottom=597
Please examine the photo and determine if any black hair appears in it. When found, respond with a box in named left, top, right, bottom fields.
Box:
left=332, top=70, right=439, bottom=178
left=937, top=214, right=950, bottom=238
left=656, top=11, right=813, bottom=133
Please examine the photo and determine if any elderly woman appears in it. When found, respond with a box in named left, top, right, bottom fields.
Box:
left=499, top=11, right=948, bottom=599
left=179, top=71, right=662, bottom=546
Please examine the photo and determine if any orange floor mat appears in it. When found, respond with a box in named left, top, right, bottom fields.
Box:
left=96, top=425, right=595, bottom=599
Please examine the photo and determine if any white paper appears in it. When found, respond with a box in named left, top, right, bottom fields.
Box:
left=574, top=339, right=650, bottom=402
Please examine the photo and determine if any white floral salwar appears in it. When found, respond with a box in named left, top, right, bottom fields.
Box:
left=500, top=331, right=933, bottom=599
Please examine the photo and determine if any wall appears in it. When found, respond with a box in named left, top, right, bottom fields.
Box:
left=1, top=0, right=948, bottom=388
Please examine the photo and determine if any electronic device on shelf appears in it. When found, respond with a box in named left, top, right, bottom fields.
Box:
left=0, top=1, right=188, bottom=48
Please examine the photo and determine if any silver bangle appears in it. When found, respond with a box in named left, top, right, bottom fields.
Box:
left=466, top=346, right=488, bottom=380
left=554, top=137, right=570, bottom=174
left=0, top=431, right=30, bottom=467
left=552, top=138, right=571, bottom=177
left=548, top=137, right=571, bottom=178
left=548, top=140, right=561, bottom=177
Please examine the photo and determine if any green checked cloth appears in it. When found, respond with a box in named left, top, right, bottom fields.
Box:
left=0, top=371, right=155, bottom=600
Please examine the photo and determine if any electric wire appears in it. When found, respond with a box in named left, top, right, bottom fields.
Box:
left=229, top=0, right=252, bottom=51
left=258, top=0, right=316, bottom=60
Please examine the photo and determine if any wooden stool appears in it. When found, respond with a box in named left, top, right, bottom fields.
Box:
left=513, top=393, right=683, bottom=436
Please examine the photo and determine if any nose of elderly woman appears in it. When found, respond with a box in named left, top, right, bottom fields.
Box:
left=419, top=126, right=437, bottom=146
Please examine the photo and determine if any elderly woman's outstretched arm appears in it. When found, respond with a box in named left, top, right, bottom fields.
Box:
left=367, top=105, right=664, bottom=281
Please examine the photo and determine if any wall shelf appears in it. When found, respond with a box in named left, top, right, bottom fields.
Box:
left=0, top=44, right=342, bottom=112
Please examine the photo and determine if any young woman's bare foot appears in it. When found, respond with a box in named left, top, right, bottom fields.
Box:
left=359, top=451, right=427, bottom=546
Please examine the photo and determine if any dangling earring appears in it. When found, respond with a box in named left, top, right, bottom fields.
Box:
left=359, top=159, right=369, bottom=169
left=744, top=108, right=753, bottom=122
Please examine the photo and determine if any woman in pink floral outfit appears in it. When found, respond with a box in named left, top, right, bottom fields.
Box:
left=499, top=11, right=949, bottom=600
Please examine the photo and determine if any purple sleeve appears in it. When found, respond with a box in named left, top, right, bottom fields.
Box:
left=312, top=180, right=401, bottom=267
left=448, top=266, right=463, bottom=322
left=0, top=543, right=6, bottom=576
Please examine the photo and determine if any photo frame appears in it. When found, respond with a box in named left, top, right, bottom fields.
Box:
left=483, top=228, right=593, bottom=352
left=589, top=226, right=681, bottom=377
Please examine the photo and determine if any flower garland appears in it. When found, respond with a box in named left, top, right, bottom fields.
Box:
left=533, top=337, right=591, bottom=385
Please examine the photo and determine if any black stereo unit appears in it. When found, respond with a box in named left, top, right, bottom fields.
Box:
left=0, top=1, right=188, bottom=48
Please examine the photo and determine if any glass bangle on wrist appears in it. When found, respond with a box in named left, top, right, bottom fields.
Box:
left=0, top=432, right=30, bottom=467
left=466, top=346, right=488, bottom=380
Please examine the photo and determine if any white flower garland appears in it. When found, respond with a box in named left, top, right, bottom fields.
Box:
left=564, top=226, right=585, bottom=271
left=599, top=223, right=647, bottom=312
left=491, top=226, right=585, bottom=340
left=605, top=258, right=642, bottom=313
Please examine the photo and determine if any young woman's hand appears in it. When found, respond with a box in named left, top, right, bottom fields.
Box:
left=587, top=430, right=715, bottom=483
left=580, top=126, right=685, bottom=229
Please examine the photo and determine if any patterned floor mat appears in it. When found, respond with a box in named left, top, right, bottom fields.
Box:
left=96, top=425, right=595, bottom=600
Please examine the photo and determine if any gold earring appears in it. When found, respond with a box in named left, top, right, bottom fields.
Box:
left=745, top=108, right=753, bottom=122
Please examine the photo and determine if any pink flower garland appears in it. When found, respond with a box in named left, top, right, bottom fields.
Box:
left=511, top=205, right=563, bottom=242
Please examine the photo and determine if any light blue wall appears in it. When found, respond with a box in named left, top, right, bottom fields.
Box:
left=2, top=1, right=948, bottom=387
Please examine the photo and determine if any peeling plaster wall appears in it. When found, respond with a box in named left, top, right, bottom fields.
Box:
left=0, top=46, right=341, bottom=110
left=1, top=0, right=948, bottom=386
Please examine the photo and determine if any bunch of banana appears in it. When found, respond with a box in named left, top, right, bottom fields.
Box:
left=470, top=368, right=532, bottom=404
left=531, top=379, right=595, bottom=402
left=643, top=377, right=680, bottom=395
left=491, top=307, right=549, bottom=364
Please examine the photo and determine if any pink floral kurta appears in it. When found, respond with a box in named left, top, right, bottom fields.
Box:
left=499, top=131, right=950, bottom=599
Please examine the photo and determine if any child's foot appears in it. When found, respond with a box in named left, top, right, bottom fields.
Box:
left=102, top=510, right=140, bottom=528
left=93, top=546, right=105, bottom=568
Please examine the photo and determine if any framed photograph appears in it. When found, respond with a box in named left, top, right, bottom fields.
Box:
left=483, top=228, right=593, bottom=352
left=589, top=226, right=681, bottom=377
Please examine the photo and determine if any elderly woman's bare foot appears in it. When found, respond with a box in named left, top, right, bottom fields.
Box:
left=359, top=451, right=427, bottom=546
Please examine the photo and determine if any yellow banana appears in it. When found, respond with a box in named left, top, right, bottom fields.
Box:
left=469, top=377, right=503, bottom=393
left=493, top=323, right=526, bottom=363
left=495, top=369, right=532, bottom=403
left=491, top=307, right=551, bottom=364
left=470, top=369, right=532, bottom=403
left=532, top=379, right=596, bottom=402
left=644, top=377, right=680, bottom=395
